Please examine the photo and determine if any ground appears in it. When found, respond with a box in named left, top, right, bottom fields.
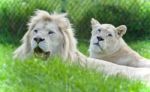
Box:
left=0, top=40, right=150, bottom=92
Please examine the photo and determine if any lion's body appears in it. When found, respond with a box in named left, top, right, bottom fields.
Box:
left=89, top=18, right=150, bottom=68
left=14, top=10, right=150, bottom=82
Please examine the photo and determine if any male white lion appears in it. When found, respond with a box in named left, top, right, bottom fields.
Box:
left=14, top=10, right=150, bottom=82
left=89, top=18, right=150, bottom=68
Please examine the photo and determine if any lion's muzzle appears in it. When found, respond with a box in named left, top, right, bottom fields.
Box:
left=34, top=47, right=50, bottom=59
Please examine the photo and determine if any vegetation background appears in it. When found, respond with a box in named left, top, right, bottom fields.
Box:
left=0, top=0, right=150, bottom=92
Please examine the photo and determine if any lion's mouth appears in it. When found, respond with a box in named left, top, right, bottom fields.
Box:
left=93, top=42, right=100, bottom=47
left=34, top=47, right=50, bottom=59
left=34, top=47, right=44, bottom=53
left=94, top=42, right=100, bottom=46
left=93, top=42, right=103, bottom=51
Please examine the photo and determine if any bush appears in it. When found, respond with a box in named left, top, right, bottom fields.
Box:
left=0, top=0, right=61, bottom=44
left=0, top=0, right=149, bottom=44
left=67, top=0, right=150, bottom=41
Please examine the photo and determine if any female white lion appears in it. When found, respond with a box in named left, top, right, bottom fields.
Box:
left=14, top=10, right=150, bottom=82
left=89, top=18, right=150, bottom=68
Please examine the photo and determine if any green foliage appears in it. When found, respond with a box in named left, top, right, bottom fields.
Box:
left=0, top=0, right=62, bottom=43
left=0, top=0, right=150, bottom=44
left=67, top=0, right=150, bottom=40
left=0, top=41, right=150, bottom=92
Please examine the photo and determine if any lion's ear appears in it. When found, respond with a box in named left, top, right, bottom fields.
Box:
left=91, top=18, right=101, bottom=28
left=116, top=25, right=127, bottom=37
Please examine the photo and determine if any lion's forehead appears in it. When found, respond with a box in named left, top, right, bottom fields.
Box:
left=101, top=24, right=115, bottom=29
left=92, top=24, right=117, bottom=38
left=34, top=21, right=59, bottom=32
left=100, top=24, right=116, bottom=34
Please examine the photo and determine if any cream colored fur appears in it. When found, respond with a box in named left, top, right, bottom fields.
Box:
left=14, top=10, right=150, bottom=82
left=89, top=18, right=150, bottom=68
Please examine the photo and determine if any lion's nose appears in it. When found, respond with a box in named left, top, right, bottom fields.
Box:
left=34, top=37, right=45, bottom=43
left=97, top=36, right=104, bottom=41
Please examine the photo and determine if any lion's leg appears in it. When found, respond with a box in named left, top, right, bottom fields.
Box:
left=86, top=58, right=150, bottom=81
left=76, top=52, right=150, bottom=82
left=136, top=59, right=150, bottom=68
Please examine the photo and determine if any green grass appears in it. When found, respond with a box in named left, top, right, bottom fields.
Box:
left=0, top=40, right=150, bottom=92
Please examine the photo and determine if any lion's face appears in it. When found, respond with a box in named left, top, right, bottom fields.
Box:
left=89, top=18, right=127, bottom=54
left=29, top=20, right=64, bottom=56
left=14, top=10, right=77, bottom=60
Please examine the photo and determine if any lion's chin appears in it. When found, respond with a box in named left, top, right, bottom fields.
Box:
left=92, top=44, right=104, bottom=53
left=34, top=47, right=50, bottom=59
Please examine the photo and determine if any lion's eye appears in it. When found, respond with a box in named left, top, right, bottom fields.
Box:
left=34, top=30, right=38, bottom=33
left=48, top=31, right=54, bottom=34
left=108, top=34, right=112, bottom=37
left=97, top=29, right=101, bottom=32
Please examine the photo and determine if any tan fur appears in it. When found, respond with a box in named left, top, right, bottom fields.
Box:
left=89, top=18, right=150, bottom=68
left=14, top=10, right=150, bottom=82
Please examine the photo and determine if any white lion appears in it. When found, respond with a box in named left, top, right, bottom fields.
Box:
left=89, top=18, right=150, bottom=68
left=14, top=10, right=150, bottom=82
